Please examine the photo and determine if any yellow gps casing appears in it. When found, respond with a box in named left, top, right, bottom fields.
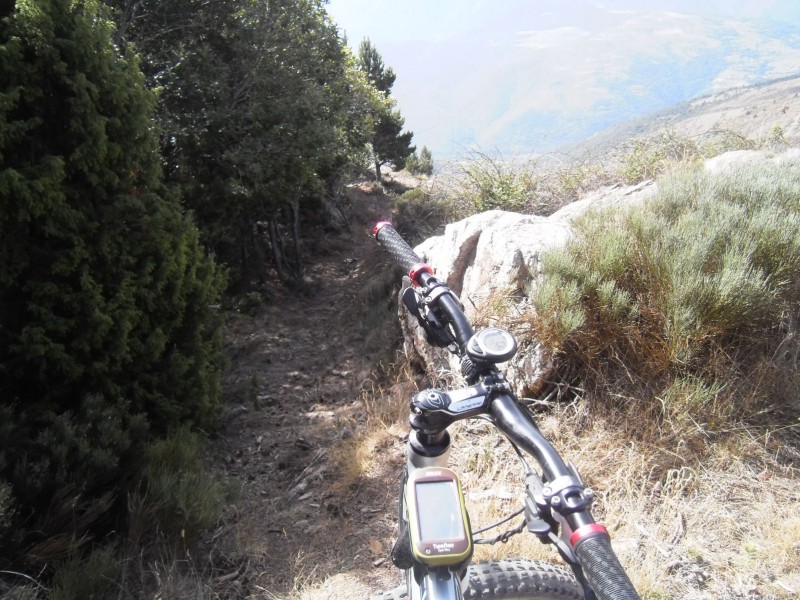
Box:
left=406, top=467, right=473, bottom=566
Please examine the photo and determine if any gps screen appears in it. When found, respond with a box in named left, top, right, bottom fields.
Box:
left=415, top=480, right=465, bottom=541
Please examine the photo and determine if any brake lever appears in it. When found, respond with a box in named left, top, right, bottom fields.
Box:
left=402, top=287, right=455, bottom=348
left=524, top=473, right=597, bottom=600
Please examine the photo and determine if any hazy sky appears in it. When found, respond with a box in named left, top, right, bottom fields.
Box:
left=327, top=0, right=800, bottom=44
left=325, top=1, right=800, bottom=157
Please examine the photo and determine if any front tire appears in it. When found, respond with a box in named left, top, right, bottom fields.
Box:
left=370, top=559, right=584, bottom=599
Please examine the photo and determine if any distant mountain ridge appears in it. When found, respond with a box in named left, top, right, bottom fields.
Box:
left=381, top=8, right=800, bottom=158
left=551, top=74, right=800, bottom=163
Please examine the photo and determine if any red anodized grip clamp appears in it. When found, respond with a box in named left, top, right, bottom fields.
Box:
left=373, top=221, right=392, bottom=237
left=570, top=523, right=609, bottom=547
left=409, top=262, right=434, bottom=285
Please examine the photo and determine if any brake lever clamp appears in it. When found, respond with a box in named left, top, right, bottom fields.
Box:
left=421, top=281, right=465, bottom=312
left=401, top=287, right=455, bottom=348
left=541, top=475, right=595, bottom=517
left=524, top=471, right=556, bottom=536
left=524, top=472, right=597, bottom=599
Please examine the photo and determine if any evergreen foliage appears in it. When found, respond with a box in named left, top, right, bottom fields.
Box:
left=0, top=0, right=225, bottom=564
left=372, top=108, right=415, bottom=176
left=458, top=149, right=536, bottom=212
left=394, top=187, right=453, bottom=244
left=50, top=545, right=121, bottom=600
left=129, top=426, right=227, bottom=541
left=107, top=0, right=376, bottom=286
left=357, top=38, right=415, bottom=182
left=406, top=146, right=434, bottom=175
left=530, top=164, right=800, bottom=442
left=357, top=37, right=396, bottom=94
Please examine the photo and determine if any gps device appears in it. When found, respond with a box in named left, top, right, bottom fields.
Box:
left=466, top=327, right=517, bottom=364
left=406, top=467, right=473, bottom=566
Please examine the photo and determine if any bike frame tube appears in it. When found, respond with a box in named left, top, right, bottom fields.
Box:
left=408, top=570, right=463, bottom=600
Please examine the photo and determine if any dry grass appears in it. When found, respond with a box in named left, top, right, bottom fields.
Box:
left=429, top=401, right=800, bottom=599
left=328, top=362, right=422, bottom=492
left=304, top=349, right=800, bottom=600
left=116, top=543, right=217, bottom=600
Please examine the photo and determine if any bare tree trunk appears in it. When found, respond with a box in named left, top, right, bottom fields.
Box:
left=112, top=0, right=143, bottom=46
left=268, top=218, right=289, bottom=283
left=374, top=157, right=382, bottom=183
left=251, top=223, right=268, bottom=284
left=289, top=201, right=303, bottom=281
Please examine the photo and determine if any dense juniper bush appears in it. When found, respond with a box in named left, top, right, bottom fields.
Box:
left=0, top=0, right=226, bottom=567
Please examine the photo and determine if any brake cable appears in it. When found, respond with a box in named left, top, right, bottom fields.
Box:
left=470, top=422, right=538, bottom=545
left=472, top=508, right=526, bottom=544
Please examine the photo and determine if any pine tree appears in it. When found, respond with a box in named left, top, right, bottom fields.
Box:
left=406, top=145, right=434, bottom=176
left=0, top=0, right=225, bottom=561
left=357, top=37, right=396, bottom=94
left=357, top=38, right=415, bottom=182
left=419, top=146, right=434, bottom=175
left=373, top=108, right=415, bottom=178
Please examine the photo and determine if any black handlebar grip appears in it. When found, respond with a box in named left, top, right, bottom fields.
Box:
left=573, top=528, right=640, bottom=600
left=373, top=222, right=432, bottom=284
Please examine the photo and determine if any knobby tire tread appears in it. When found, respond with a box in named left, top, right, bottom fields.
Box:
left=368, top=559, right=584, bottom=600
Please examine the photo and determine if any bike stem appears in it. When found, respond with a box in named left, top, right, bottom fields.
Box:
left=408, top=379, right=598, bottom=536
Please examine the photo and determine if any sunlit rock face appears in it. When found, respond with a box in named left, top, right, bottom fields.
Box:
left=400, top=147, right=800, bottom=396
left=399, top=181, right=658, bottom=397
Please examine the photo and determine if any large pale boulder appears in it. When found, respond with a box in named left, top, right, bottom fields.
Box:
left=401, top=180, right=657, bottom=397
left=400, top=148, right=800, bottom=396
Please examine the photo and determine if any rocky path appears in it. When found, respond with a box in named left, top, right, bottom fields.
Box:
left=209, top=182, right=409, bottom=599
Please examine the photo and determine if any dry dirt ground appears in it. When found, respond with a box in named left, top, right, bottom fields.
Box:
left=207, top=178, right=413, bottom=599
left=199, top=170, right=800, bottom=600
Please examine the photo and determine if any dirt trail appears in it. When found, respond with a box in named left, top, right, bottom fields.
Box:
left=210, top=180, right=412, bottom=598
left=206, top=170, right=800, bottom=600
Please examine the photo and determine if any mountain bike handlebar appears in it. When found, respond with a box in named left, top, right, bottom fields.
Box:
left=374, top=221, right=474, bottom=350
left=373, top=222, right=640, bottom=600
left=574, top=532, right=640, bottom=600
left=373, top=221, right=428, bottom=281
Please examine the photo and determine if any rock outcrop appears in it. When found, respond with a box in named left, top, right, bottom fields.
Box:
left=400, top=180, right=658, bottom=397
left=401, top=148, right=800, bottom=396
